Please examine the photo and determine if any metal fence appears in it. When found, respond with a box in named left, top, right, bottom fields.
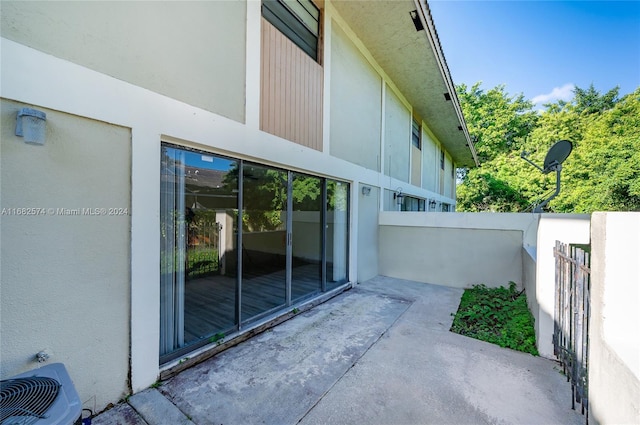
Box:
left=553, top=240, right=590, bottom=422
left=187, top=217, right=221, bottom=278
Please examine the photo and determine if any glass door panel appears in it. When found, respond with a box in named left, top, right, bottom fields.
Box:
left=241, top=163, right=288, bottom=322
left=160, top=145, right=238, bottom=360
left=326, top=180, right=349, bottom=289
left=291, top=173, right=322, bottom=301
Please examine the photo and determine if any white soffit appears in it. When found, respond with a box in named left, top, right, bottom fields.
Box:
left=332, top=0, right=477, bottom=167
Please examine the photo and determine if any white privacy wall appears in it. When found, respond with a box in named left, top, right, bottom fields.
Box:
left=589, top=212, right=640, bottom=425
left=378, top=212, right=541, bottom=288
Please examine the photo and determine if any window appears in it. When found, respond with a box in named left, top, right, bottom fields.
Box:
left=401, top=195, right=425, bottom=212
left=440, top=150, right=445, bottom=170
left=411, top=118, right=421, bottom=150
left=262, top=0, right=320, bottom=60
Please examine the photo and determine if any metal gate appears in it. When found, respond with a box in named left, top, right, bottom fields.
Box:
left=187, top=214, right=222, bottom=279
left=553, top=240, right=590, bottom=422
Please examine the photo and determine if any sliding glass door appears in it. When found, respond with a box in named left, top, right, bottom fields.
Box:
left=240, top=163, right=288, bottom=322
left=160, top=144, right=350, bottom=361
left=291, top=173, right=323, bottom=302
left=160, top=146, right=239, bottom=360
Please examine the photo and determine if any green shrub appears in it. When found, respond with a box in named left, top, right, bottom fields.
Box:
left=450, top=282, right=538, bottom=355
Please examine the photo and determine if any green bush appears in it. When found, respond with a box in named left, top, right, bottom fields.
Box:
left=450, top=282, right=538, bottom=355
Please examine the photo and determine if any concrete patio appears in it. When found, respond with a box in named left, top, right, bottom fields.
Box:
left=92, top=276, right=584, bottom=425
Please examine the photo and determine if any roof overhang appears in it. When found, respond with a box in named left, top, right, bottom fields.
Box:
left=331, top=0, right=479, bottom=167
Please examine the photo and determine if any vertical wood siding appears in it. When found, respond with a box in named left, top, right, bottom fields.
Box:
left=261, top=18, right=323, bottom=151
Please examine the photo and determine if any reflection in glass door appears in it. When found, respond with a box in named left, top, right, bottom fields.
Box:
left=291, top=173, right=322, bottom=301
left=241, top=163, right=288, bottom=322
left=160, top=146, right=238, bottom=360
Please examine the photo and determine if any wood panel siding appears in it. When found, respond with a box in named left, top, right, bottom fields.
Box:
left=261, top=18, right=323, bottom=151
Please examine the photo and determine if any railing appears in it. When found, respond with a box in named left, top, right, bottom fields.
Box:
left=553, top=240, right=590, bottom=422
left=187, top=217, right=221, bottom=279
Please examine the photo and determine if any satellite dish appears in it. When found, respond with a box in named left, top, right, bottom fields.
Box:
left=542, top=140, right=573, bottom=174
left=520, top=140, right=573, bottom=213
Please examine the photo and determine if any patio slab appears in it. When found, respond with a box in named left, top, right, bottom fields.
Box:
left=92, top=276, right=585, bottom=425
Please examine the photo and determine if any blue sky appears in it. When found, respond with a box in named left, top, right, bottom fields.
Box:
left=428, top=1, right=640, bottom=108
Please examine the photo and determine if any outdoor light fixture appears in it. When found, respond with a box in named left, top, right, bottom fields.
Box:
left=16, top=107, right=47, bottom=145
left=361, top=186, right=371, bottom=196
left=429, top=200, right=437, bottom=209
left=394, top=188, right=404, bottom=206
left=409, top=10, right=424, bottom=32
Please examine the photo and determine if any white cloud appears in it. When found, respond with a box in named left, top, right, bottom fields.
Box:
left=532, top=83, right=575, bottom=106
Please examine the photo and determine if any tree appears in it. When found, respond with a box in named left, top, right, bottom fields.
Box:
left=456, top=82, right=540, bottom=211
left=456, top=83, right=639, bottom=213
left=573, top=84, right=620, bottom=115
left=553, top=88, right=640, bottom=212
left=457, top=82, right=538, bottom=163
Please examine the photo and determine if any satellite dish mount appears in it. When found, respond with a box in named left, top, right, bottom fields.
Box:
left=520, top=140, right=573, bottom=213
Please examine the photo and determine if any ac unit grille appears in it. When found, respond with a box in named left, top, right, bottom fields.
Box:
left=0, top=377, right=61, bottom=424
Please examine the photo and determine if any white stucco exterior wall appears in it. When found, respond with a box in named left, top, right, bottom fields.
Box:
left=329, top=20, right=382, bottom=171
left=589, top=212, right=640, bottom=425
left=357, top=185, right=380, bottom=283
left=0, top=100, right=131, bottom=410
left=0, top=1, right=247, bottom=123
left=378, top=212, right=541, bottom=288
left=384, top=85, right=411, bottom=183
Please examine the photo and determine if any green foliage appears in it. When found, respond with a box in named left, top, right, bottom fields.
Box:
left=572, top=84, right=620, bottom=115
left=457, top=83, right=538, bottom=163
left=187, top=248, right=219, bottom=278
left=209, top=332, right=225, bottom=345
left=457, top=83, right=640, bottom=213
left=450, top=282, right=539, bottom=355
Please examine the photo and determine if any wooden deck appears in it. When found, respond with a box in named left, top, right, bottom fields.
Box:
left=183, top=263, right=322, bottom=343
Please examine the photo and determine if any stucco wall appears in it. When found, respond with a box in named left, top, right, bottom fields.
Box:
left=421, top=130, right=437, bottom=193
left=357, top=185, right=380, bottom=283
left=0, top=100, right=131, bottom=410
left=444, top=153, right=454, bottom=198
left=329, top=20, right=382, bottom=171
left=522, top=246, right=538, bottom=340
left=383, top=85, right=410, bottom=183
left=589, top=212, right=640, bottom=425
left=378, top=212, right=537, bottom=288
left=0, top=1, right=247, bottom=123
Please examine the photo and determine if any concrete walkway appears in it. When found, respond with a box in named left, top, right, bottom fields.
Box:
left=93, top=276, right=585, bottom=425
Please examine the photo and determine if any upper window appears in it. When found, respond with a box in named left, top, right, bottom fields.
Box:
left=440, top=150, right=445, bottom=170
left=411, top=118, right=421, bottom=150
left=263, top=0, right=320, bottom=61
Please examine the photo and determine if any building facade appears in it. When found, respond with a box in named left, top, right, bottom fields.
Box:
left=0, top=0, right=477, bottom=412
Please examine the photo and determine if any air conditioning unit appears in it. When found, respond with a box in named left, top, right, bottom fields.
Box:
left=0, top=363, right=82, bottom=425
